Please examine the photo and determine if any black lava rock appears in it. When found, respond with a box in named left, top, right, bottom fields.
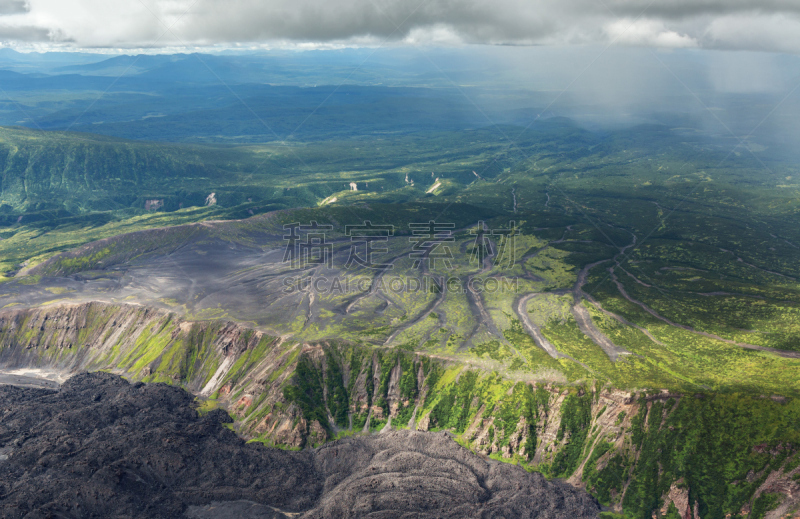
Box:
left=0, top=372, right=600, bottom=518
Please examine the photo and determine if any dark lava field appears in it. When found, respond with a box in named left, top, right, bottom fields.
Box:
left=0, top=373, right=599, bottom=518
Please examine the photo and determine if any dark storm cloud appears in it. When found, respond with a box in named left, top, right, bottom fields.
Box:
left=0, top=0, right=28, bottom=16
left=7, top=0, right=800, bottom=51
left=0, top=24, right=49, bottom=41
left=597, top=0, right=800, bottom=17
left=167, top=0, right=800, bottom=50
left=178, top=0, right=560, bottom=43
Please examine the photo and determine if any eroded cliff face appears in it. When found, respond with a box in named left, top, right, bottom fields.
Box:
left=0, top=302, right=798, bottom=519
left=0, top=302, right=309, bottom=449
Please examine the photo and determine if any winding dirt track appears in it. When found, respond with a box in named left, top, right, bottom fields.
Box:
left=511, top=187, right=517, bottom=213
left=609, top=269, right=800, bottom=359
left=582, top=293, right=666, bottom=346
left=463, top=238, right=504, bottom=343
left=571, top=260, right=631, bottom=361
left=571, top=303, right=629, bottom=361
left=516, top=293, right=561, bottom=359
left=383, top=280, right=446, bottom=346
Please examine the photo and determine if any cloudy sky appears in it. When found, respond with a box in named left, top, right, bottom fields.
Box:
left=0, top=0, right=799, bottom=52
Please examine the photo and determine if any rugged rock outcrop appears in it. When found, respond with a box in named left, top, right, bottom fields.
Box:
left=0, top=372, right=600, bottom=518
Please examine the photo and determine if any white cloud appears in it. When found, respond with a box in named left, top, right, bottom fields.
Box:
left=402, top=24, right=464, bottom=46
left=604, top=18, right=697, bottom=48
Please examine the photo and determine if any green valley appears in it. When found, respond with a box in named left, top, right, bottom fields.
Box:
left=1, top=82, right=799, bottom=519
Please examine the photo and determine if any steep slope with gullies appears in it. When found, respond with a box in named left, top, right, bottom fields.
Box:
left=0, top=372, right=600, bottom=518
left=1, top=302, right=799, bottom=518
left=0, top=302, right=319, bottom=447
left=0, top=127, right=231, bottom=214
